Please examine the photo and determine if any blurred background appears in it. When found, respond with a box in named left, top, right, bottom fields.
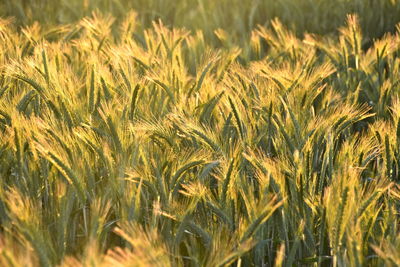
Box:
left=1, top=0, right=400, bottom=46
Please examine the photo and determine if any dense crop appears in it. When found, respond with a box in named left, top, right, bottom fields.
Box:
left=0, top=3, right=400, bottom=267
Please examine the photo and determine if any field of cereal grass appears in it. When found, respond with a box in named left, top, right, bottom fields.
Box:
left=0, top=1, right=400, bottom=266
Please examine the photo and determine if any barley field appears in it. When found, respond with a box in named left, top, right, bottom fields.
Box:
left=0, top=1, right=400, bottom=266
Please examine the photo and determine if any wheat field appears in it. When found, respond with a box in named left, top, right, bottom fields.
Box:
left=0, top=1, right=400, bottom=267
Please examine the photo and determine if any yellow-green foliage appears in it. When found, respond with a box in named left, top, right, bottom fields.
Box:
left=0, top=9, right=400, bottom=267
